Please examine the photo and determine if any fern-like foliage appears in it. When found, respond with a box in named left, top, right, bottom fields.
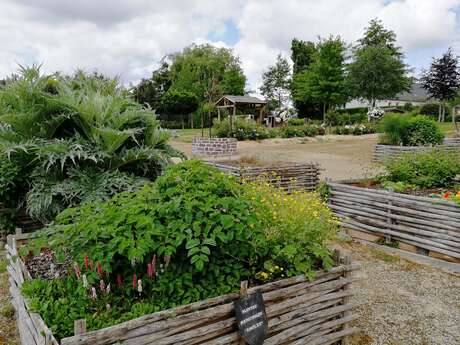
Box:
left=0, top=66, right=183, bottom=222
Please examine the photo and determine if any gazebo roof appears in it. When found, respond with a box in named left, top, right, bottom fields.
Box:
left=215, top=95, right=267, bottom=106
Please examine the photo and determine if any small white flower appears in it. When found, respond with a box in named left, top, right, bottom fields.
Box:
left=91, top=287, right=97, bottom=299
left=106, top=283, right=111, bottom=294
left=82, top=274, right=88, bottom=288
left=137, top=279, right=143, bottom=293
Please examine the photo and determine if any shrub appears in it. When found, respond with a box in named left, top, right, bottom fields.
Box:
left=404, top=115, right=444, bottom=146
left=23, top=161, right=338, bottom=339
left=278, top=125, right=320, bottom=138
left=213, top=118, right=271, bottom=140
left=326, top=112, right=366, bottom=126
left=419, top=103, right=441, bottom=118
left=403, top=102, right=413, bottom=111
left=0, top=66, right=182, bottom=222
left=287, top=118, right=305, bottom=126
left=380, top=150, right=460, bottom=188
left=333, top=124, right=375, bottom=135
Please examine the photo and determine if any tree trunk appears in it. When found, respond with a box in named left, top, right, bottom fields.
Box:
left=190, top=113, right=194, bottom=129
left=182, top=114, right=185, bottom=129
left=438, top=103, right=442, bottom=122
left=323, top=103, right=326, bottom=123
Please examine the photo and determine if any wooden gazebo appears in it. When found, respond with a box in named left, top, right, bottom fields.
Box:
left=215, top=95, right=267, bottom=125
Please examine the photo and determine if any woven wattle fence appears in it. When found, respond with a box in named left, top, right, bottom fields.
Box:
left=328, top=182, right=460, bottom=263
left=6, top=232, right=360, bottom=345
left=373, top=137, right=460, bottom=162
left=207, top=161, right=321, bottom=192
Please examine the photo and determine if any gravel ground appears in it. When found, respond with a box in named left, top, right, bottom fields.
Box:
left=343, top=241, right=460, bottom=345
left=0, top=255, right=19, bottom=345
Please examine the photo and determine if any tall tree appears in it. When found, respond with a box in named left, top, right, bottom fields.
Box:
left=260, top=54, right=291, bottom=111
left=347, top=19, right=410, bottom=107
left=290, top=39, right=320, bottom=117
left=168, top=44, right=246, bottom=127
left=421, top=47, right=460, bottom=122
left=292, top=36, right=348, bottom=121
left=132, top=61, right=171, bottom=112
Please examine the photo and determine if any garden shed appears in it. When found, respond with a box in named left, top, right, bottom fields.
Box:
left=215, top=95, right=267, bottom=125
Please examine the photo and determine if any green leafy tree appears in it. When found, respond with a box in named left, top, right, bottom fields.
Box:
left=292, top=37, right=348, bottom=121
left=421, top=48, right=460, bottom=122
left=347, top=19, right=410, bottom=107
left=290, top=39, right=320, bottom=117
left=260, top=54, right=291, bottom=111
left=169, top=44, right=246, bottom=121
left=132, top=61, right=171, bottom=112
left=161, top=89, right=199, bottom=128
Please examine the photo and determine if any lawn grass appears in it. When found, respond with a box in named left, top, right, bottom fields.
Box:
left=169, top=128, right=212, bottom=143
left=439, top=122, right=459, bottom=137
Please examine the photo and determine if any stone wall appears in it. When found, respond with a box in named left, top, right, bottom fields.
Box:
left=192, top=137, right=237, bottom=156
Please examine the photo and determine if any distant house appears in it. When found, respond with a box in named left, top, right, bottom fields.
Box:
left=345, top=83, right=430, bottom=109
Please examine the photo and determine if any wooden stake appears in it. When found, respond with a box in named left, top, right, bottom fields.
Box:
left=74, top=319, right=87, bottom=335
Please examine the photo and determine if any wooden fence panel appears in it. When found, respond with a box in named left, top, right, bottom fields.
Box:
left=328, top=182, right=460, bottom=262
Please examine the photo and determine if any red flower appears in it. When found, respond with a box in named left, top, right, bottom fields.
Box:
left=443, top=192, right=451, bottom=199
left=84, top=255, right=89, bottom=270
left=116, top=274, right=123, bottom=288
left=97, top=262, right=103, bottom=278
left=132, top=273, right=137, bottom=289
left=73, top=263, right=81, bottom=279
left=152, top=255, right=156, bottom=276
left=147, top=263, right=153, bottom=278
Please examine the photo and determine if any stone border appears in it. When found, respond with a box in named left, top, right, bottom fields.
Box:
left=192, top=137, right=237, bottom=157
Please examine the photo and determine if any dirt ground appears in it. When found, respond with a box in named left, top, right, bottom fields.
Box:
left=171, top=134, right=380, bottom=181
left=342, top=241, right=460, bottom=345
left=0, top=256, right=19, bottom=345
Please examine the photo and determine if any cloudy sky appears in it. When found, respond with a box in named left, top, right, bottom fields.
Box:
left=1, top=0, right=459, bottom=91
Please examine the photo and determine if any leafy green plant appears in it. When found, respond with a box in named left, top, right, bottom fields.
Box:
left=213, top=118, right=272, bottom=140
left=380, top=150, right=460, bottom=188
left=287, top=118, right=305, bottom=126
left=23, top=160, right=338, bottom=339
left=0, top=66, right=183, bottom=222
left=377, top=113, right=411, bottom=145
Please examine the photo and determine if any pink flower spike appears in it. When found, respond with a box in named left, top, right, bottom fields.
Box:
left=147, top=263, right=153, bottom=278
left=97, top=262, right=103, bottom=278
left=91, top=287, right=97, bottom=299
left=152, top=255, right=156, bottom=276
left=73, top=263, right=81, bottom=279
left=116, top=274, right=123, bottom=288
left=99, top=279, right=105, bottom=292
left=84, top=255, right=89, bottom=270
left=132, top=273, right=137, bottom=289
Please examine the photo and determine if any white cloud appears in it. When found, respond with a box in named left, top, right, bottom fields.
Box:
left=0, top=0, right=459, bottom=91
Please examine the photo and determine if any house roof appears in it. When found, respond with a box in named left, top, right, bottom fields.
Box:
left=216, top=95, right=267, bottom=105
left=394, top=83, right=430, bottom=102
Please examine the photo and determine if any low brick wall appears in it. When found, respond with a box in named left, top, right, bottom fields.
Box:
left=192, top=137, right=237, bottom=157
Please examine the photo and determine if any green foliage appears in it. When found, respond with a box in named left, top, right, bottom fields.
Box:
left=287, top=118, right=305, bottom=126
left=24, top=161, right=338, bottom=339
left=419, top=103, right=441, bottom=118
left=0, top=66, right=182, bottom=222
left=260, top=54, right=291, bottom=110
left=332, top=124, right=375, bottom=135
left=132, top=62, right=171, bottom=112
left=347, top=20, right=410, bottom=105
left=326, top=112, right=367, bottom=126
left=378, top=114, right=444, bottom=146
left=212, top=119, right=273, bottom=140
left=161, top=89, right=199, bottom=115
left=404, top=116, right=444, bottom=146
left=292, top=37, right=348, bottom=119
left=278, top=125, right=320, bottom=138
left=380, top=150, right=460, bottom=188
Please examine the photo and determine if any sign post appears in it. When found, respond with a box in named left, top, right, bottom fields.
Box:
left=234, top=281, right=268, bottom=345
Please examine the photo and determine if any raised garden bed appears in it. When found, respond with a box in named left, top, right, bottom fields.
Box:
left=328, top=182, right=460, bottom=263
left=373, top=138, right=460, bottom=162
left=207, top=161, right=321, bottom=192
left=6, top=232, right=359, bottom=345
left=192, top=137, right=237, bottom=157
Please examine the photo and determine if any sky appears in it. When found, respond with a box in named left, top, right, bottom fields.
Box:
left=1, top=0, right=460, bottom=92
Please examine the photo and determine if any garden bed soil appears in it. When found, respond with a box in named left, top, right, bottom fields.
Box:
left=349, top=180, right=456, bottom=198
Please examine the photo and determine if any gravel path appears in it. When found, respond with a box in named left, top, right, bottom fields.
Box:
left=0, top=256, right=19, bottom=345
left=343, top=241, right=460, bottom=345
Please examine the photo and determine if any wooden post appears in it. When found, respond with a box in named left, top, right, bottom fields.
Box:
left=239, top=281, right=248, bottom=345
left=386, top=189, right=393, bottom=244
left=341, top=252, right=353, bottom=345
left=217, top=107, right=221, bottom=121
left=74, top=319, right=86, bottom=335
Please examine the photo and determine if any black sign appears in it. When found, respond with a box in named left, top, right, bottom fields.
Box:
left=234, top=292, right=268, bottom=345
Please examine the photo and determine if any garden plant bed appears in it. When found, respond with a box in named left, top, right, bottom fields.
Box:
left=327, top=182, right=460, bottom=264
left=373, top=138, right=460, bottom=162
left=6, top=233, right=360, bottom=345
left=207, top=160, right=321, bottom=191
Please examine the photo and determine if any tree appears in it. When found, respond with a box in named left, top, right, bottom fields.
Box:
left=260, top=54, right=291, bottom=111
left=291, top=36, right=348, bottom=121
left=421, top=48, right=460, bottom=122
left=168, top=44, right=246, bottom=127
left=161, top=89, right=199, bottom=129
left=132, top=61, right=171, bottom=112
left=290, top=39, right=320, bottom=117
left=347, top=19, right=410, bottom=107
